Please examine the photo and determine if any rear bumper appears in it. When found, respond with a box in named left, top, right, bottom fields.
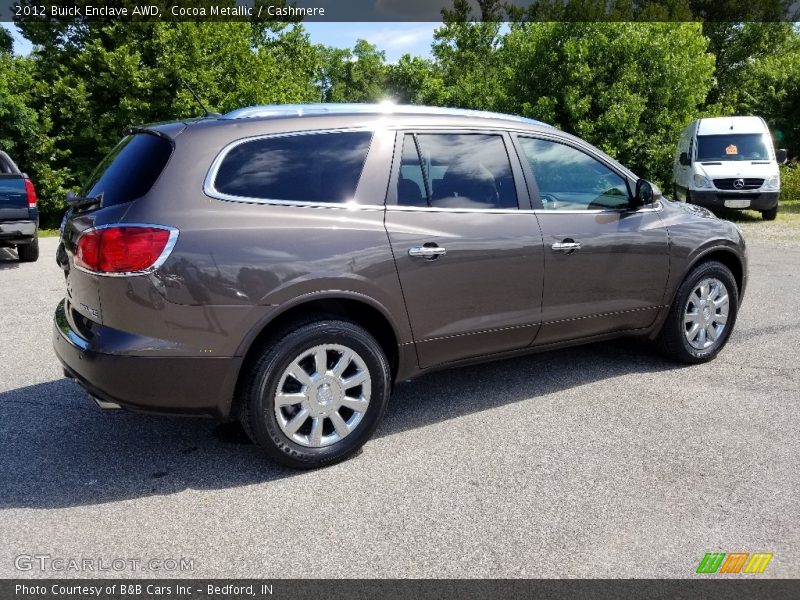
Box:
left=53, top=299, right=242, bottom=418
left=0, top=220, right=36, bottom=243
left=689, top=190, right=779, bottom=211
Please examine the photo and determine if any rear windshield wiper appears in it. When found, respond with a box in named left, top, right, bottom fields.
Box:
left=66, top=191, right=102, bottom=209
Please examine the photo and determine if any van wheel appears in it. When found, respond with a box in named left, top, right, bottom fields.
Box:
left=656, top=261, right=738, bottom=364
left=762, top=206, right=778, bottom=221
left=238, top=317, right=391, bottom=469
left=17, top=237, right=39, bottom=262
left=685, top=190, right=693, bottom=204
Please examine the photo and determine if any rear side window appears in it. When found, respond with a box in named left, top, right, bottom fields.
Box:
left=82, top=133, right=173, bottom=207
left=213, top=131, right=372, bottom=203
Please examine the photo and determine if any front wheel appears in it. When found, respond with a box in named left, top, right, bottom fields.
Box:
left=656, top=261, right=739, bottom=364
left=238, top=318, right=391, bottom=469
left=762, top=206, right=778, bottom=221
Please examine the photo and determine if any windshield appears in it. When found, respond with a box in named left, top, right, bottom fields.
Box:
left=696, top=134, right=771, bottom=162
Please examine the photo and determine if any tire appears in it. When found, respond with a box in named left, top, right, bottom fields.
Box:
left=762, top=206, right=778, bottom=221
left=656, top=260, right=739, bottom=364
left=17, top=236, right=39, bottom=262
left=238, top=317, right=391, bottom=469
left=685, top=190, right=693, bottom=204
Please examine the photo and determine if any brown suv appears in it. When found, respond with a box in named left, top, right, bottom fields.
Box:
left=54, top=104, right=747, bottom=468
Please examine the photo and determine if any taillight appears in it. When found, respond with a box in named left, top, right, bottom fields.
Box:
left=74, top=226, right=176, bottom=274
left=24, top=179, right=37, bottom=208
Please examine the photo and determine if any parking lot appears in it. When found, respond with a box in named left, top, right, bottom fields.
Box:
left=1, top=230, right=798, bottom=578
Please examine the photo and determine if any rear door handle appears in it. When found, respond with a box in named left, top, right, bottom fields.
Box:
left=551, top=241, right=582, bottom=252
left=409, top=245, right=447, bottom=259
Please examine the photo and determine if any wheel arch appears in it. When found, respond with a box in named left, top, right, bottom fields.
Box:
left=226, top=292, right=403, bottom=417
left=684, top=246, right=744, bottom=299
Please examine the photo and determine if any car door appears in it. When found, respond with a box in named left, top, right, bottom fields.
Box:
left=514, top=134, right=670, bottom=346
left=385, top=131, right=545, bottom=368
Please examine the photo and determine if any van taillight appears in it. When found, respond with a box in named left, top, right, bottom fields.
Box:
left=24, top=179, right=37, bottom=208
left=75, top=226, right=176, bottom=274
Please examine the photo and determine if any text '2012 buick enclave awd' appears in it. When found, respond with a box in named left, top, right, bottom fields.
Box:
left=54, top=104, right=747, bottom=468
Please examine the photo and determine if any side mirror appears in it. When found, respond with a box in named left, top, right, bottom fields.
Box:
left=776, top=148, right=787, bottom=164
left=679, top=151, right=691, bottom=166
left=633, top=179, right=655, bottom=208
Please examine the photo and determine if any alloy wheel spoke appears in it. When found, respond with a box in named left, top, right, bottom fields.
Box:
left=276, top=392, right=307, bottom=407
left=329, top=411, right=350, bottom=438
left=686, top=322, right=701, bottom=342
left=314, top=349, right=328, bottom=378
left=283, top=408, right=310, bottom=436
left=341, top=370, right=369, bottom=389
left=340, top=396, right=369, bottom=413
left=288, top=363, right=313, bottom=386
left=309, top=416, right=324, bottom=446
left=713, top=294, right=729, bottom=309
left=706, top=324, right=718, bottom=342
left=685, top=311, right=699, bottom=325
left=332, top=349, right=353, bottom=377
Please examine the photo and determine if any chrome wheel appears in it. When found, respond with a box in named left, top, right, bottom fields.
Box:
left=273, top=344, right=371, bottom=448
left=684, top=278, right=729, bottom=350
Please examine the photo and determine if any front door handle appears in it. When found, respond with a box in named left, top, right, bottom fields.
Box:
left=551, top=240, right=582, bottom=252
left=409, top=245, right=447, bottom=259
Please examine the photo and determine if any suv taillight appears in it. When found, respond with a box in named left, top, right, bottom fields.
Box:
left=24, top=179, right=37, bottom=208
left=75, top=226, right=176, bottom=274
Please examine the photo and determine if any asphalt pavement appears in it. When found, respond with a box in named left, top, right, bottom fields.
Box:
left=0, top=235, right=797, bottom=578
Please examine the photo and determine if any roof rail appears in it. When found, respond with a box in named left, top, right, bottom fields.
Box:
left=221, top=103, right=551, bottom=127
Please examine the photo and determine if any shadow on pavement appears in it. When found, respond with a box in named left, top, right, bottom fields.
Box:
left=0, top=339, right=684, bottom=509
left=0, top=247, right=20, bottom=269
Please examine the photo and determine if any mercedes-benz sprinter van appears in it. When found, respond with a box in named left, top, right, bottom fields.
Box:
left=673, top=116, right=787, bottom=220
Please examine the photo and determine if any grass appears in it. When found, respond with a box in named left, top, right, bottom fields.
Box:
left=715, top=198, right=800, bottom=245
left=38, top=228, right=61, bottom=238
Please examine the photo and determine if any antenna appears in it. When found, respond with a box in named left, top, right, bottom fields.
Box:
left=182, top=80, right=220, bottom=118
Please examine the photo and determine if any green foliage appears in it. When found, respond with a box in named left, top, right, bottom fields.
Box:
left=780, top=164, right=800, bottom=201
left=13, top=17, right=321, bottom=224
left=319, top=40, right=389, bottom=103
left=385, top=55, right=444, bottom=105
left=0, top=26, right=13, bottom=54
left=501, top=22, right=716, bottom=188
left=0, top=53, right=71, bottom=224
left=3, top=7, right=800, bottom=225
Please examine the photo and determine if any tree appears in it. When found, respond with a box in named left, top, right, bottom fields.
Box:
left=385, top=55, right=444, bottom=105
left=501, top=22, right=716, bottom=187
left=318, top=40, right=388, bottom=103
left=14, top=16, right=322, bottom=223
left=0, top=53, right=70, bottom=223
left=0, top=26, right=13, bottom=54
left=430, top=0, right=506, bottom=110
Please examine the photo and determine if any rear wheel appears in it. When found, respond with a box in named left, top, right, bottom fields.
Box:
left=762, top=206, right=778, bottom=221
left=238, top=317, right=391, bottom=469
left=656, top=261, right=738, bottom=364
left=17, top=237, right=39, bottom=262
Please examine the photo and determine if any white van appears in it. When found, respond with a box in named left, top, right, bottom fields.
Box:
left=673, top=116, right=787, bottom=220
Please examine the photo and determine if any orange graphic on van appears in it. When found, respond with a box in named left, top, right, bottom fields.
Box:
left=725, top=144, right=738, bottom=155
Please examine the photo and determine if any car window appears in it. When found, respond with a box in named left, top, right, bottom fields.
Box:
left=397, top=133, right=518, bottom=210
left=214, top=131, right=372, bottom=203
left=82, top=133, right=173, bottom=207
left=519, top=137, right=629, bottom=210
